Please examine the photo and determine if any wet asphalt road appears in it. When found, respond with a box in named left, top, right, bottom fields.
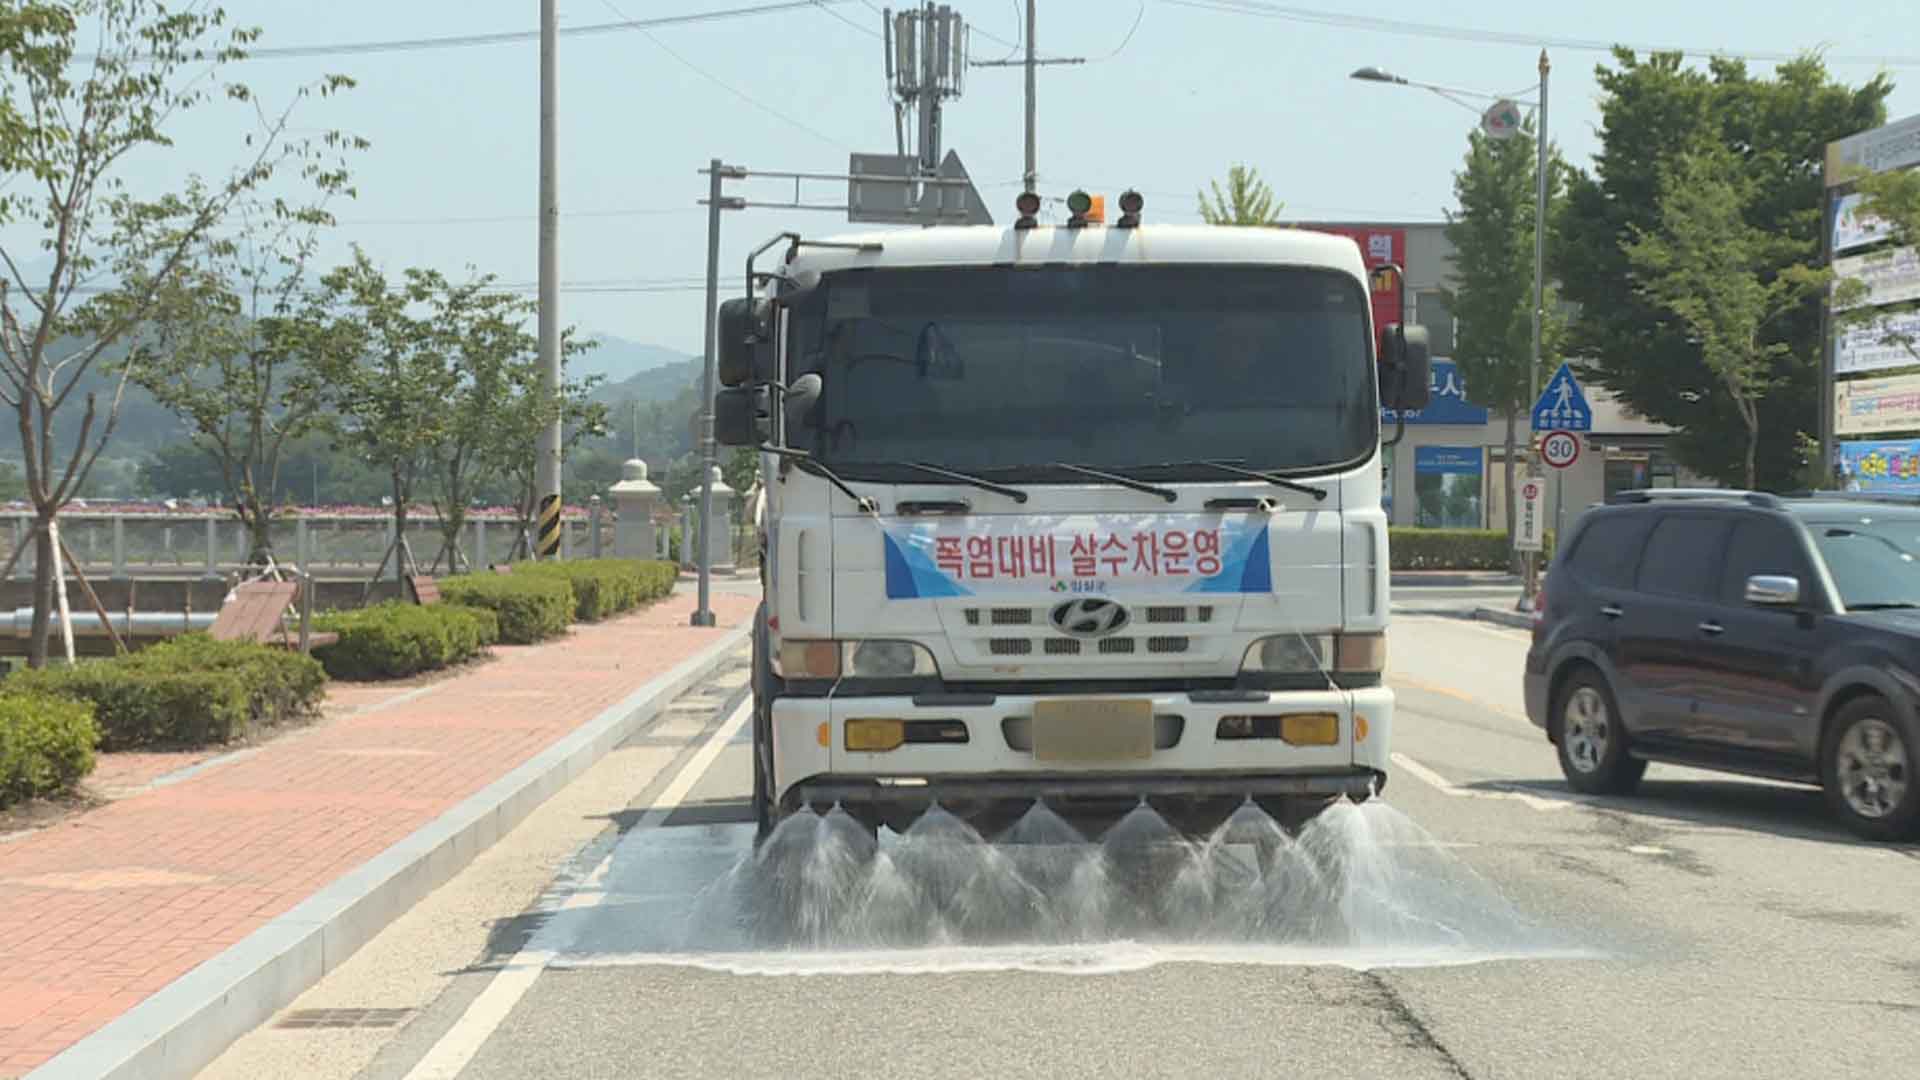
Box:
left=201, top=588, right=1920, bottom=1080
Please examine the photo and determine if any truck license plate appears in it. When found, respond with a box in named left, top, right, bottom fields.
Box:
left=1032, top=699, right=1154, bottom=763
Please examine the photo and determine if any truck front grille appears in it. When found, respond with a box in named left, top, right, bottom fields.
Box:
left=959, top=604, right=1222, bottom=669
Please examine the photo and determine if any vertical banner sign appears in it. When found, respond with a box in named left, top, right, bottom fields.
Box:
left=536, top=493, right=562, bottom=558
left=1515, top=473, right=1545, bottom=552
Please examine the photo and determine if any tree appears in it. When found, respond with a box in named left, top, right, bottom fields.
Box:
left=140, top=441, right=227, bottom=499
left=1556, top=50, right=1888, bottom=489
left=312, top=250, right=461, bottom=581
left=133, top=208, right=348, bottom=564
left=0, top=2, right=358, bottom=665
left=1197, top=165, right=1283, bottom=225
left=1443, top=117, right=1565, bottom=557
left=1626, top=145, right=1830, bottom=488
left=1835, top=165, right=1920, bottom=364
left=489, top=334, right=607, bottom=559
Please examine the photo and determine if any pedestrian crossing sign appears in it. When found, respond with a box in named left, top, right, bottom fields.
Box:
left=1531, top=363, right=1593, bottom=433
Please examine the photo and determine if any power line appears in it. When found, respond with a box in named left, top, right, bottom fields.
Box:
left=334, top=207, right=695, bottom=227
left=601, top=0, right=856, bottom=151
left=1162, top=0, right=1920, bottom=68
left=816, top=0, right=883, bottom=39
left=1088, top=2, right=1146, bottom=63
left=76, top=1, right=865, bottom=64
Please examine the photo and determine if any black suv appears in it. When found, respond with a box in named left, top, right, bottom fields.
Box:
left=1525, top=489, right=1920, bottom=841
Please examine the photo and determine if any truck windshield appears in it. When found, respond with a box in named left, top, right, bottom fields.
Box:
left=785, top=264, right=1377, bottom=481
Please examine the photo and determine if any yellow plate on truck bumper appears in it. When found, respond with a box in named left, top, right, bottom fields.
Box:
left=1032, top=699, right=1154, bottom=763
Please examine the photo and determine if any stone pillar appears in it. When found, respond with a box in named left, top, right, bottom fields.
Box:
left=704, top=465, right=736, bottom=573
left=608, top=459, right=660, bottom=560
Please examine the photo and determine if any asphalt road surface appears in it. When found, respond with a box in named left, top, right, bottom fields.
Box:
left=201, top=594, right=1920, bottom=1080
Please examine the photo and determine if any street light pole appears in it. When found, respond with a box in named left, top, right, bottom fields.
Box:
left=1523, top=49, right=1550, bottom=609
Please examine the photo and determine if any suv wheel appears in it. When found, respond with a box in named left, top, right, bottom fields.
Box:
left=1553, top=669, right=1647, bottom=795
left=1821, top=696, right=1918, bottom=842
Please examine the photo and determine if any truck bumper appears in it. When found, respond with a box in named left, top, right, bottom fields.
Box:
left=768, top=685, right=1392, bottom=830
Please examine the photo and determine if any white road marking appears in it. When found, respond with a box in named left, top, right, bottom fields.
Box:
left=402, top=698, right=752, bottom=1080
left=1627, top=845, right=1670, bottom=856
left=1390, top=752, right=1576, bottom=813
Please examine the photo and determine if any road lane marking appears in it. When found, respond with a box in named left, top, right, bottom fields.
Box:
left=1390, top=752, right=1576, bottom=812
left=402, top=697, right=752, bottom=1080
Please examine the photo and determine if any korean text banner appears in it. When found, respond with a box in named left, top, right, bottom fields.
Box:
left=1833, top=246, right=1920, bottom=312
left=1838, top=438, right=1920, bottom=493
left=1382, top=359, right=1490, bottom=425
left=881, top=514, right=1271, bottom=599
left=1835, top=310, right=1920, bottom=375
left=1835, top=372, right=1920, bottom=436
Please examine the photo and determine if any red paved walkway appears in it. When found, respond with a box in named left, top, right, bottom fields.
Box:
left=0, top=589, right=755, bottom=1077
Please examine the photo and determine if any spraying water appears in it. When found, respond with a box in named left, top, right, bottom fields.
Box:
left=561, top=797, right=1593, bottom=975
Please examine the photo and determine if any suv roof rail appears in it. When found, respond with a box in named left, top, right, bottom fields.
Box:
left=1606, top=488, right=1785, bottom=509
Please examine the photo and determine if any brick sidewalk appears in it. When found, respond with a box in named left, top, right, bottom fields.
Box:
left=0, top=589, right=756, bottom=1077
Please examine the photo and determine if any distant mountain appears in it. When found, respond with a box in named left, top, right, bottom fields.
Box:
left=590, top=356, right=702, bottom=407
left=574, top=336, right=695, bottom=385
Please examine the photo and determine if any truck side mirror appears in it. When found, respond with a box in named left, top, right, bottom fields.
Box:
left=713, top=385, right=770, bottom=447
left=717, top=297, right=775, bottom=387
left=1381, top=323, right=1432, bottom=411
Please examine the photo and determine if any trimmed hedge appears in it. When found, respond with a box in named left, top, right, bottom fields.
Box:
left=1388, top=527, right=1556, bottom=571
left=312, top=602, right=494, bottom=680
left=7, top=636, right=325, bottom=751
left=0, top=692, right=99, bottom=808
left=513, top=559, right=676, bottom=622
left=438, top=573, right=573, bottom=645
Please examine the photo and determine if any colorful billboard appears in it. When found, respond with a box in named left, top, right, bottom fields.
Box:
left=1835, top=310, right=1920, bottom=375
left=1838, top=438, right=1920, bottom=493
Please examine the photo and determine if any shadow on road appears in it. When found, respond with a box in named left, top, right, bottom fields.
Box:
left=596, top=797, right=755, bottom=833
left=1468, top=776, right=1920, bottom=856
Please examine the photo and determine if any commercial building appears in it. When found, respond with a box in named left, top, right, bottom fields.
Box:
left=1822, top=111, right=1920, bottom=492
left=1294, top=220, right=1705, bottom=536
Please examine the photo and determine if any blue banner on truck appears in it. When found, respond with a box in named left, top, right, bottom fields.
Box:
left=882, top=514, right=1273, bottom=599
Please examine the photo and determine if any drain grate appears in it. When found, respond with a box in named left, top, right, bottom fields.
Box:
left=275, top=1007, right=416, bottom=1030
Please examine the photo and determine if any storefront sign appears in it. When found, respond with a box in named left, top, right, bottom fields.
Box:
left=1838, top=438, right=1920, bottom=493
left=1835, top=310, right=1920, bottom=375
left=1382, top=359, right=1490, bottom=426
left=1836, top=371, right=1920, bottom=436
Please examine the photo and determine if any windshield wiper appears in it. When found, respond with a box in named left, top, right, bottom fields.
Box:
left=760, top=446, right=880, bottom=513
left=1048, top=463, right=1178, bottom=503
left=1847, top=602, right=1920, bottom=611
left=896, top=461, right=1029, bottom=502
left=1155, top=459, right=1329, bottom=502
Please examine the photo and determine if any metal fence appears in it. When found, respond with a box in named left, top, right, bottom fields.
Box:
left=0, top=508, right=627, bottom=579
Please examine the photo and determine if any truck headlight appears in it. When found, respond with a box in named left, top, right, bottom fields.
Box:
left=778, top=639, right=940, bottom=680
left=1241, top=632, right=1385, bottom=676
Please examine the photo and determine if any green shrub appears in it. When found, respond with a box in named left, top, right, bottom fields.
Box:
left=438, top=573, right=573, bottom=644
left=9, top=662, right=254, bottom=750
left=512, top=559, right=677, bottom=622
left=312, top=602, right=491, bottom=680
left=3, top=634, right=326, bottom=751
left=1388, top=527, right=1556, bottom=571
left=0, top=692, right=99, bottom=807
left=451, top=603, right=501, bottom=648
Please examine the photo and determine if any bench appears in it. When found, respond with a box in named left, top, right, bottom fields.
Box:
left=208, top=580, right=339, bottom=651
left=408, top=574, right=442, bottom=605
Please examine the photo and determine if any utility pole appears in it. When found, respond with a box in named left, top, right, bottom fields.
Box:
left=535, top=0, right=563, bottom=561
left=969, top=2, right=1082, bottom=197
left=1522, top=48, right=1550, bottom=609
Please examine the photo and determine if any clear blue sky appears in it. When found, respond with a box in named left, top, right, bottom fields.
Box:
left=54, top=0, right=1920, bottom=361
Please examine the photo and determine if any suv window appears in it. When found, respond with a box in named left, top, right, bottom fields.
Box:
left=1566, top=512, right=1654, bottom=589
left=1807, top=514, right=1920, bottom=610
left=1719, top=519, right=1811, bottom=605
left=1635, top=514, right=1731, bottom=600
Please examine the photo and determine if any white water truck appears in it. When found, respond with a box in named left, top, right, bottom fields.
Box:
left=713, top=189, right=1431, bottom=844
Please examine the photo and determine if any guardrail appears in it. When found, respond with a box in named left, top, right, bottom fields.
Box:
left=0, top=508, right=636, bottom=579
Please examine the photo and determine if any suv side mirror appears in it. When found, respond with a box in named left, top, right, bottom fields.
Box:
left=717, top=297, right=775, bottom=388
left=713, top=385, right=770, bottom=447
left=1381, top=323, right=1432, bottom=411
left=1745, top=574, right=1801, bottom=607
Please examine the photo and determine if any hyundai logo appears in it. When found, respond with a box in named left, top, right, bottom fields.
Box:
left=1050, top=598, right=1131, bottom=639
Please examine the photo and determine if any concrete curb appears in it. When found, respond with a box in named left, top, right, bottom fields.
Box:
left=28, top=623, right=752, bottom=1080
left=1391, top=573, right=1522, bottom=588
left=1472, top=606, right=1534, bottom=630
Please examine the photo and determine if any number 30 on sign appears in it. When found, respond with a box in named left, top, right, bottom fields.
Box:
left=1541, top=430, right=1581, bottom=470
